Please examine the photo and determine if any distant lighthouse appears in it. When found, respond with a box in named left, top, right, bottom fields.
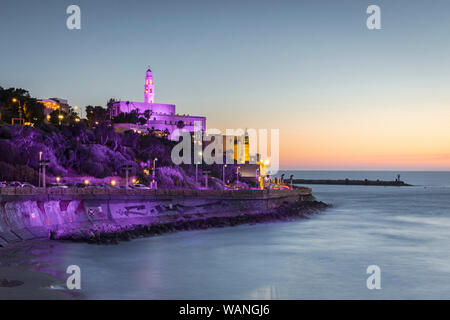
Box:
left=144, top=67, right=154, bottom=103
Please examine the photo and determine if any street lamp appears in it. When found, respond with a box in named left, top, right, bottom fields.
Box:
left=236, top=166, right=240, bottom=184
left=38, top=151, right=42, bottom=187
left=256, top=168, right=260, bottom=189
left=74, top=106, right=82, bottom=119
left=195, top=151, right=202, bottom=183
left=222, top=164, right=227, bottom=190
left=56, top=176, right=61, bottom=185
left=122, top=165, right=133, bottom=189
left=11, top=98, right=23, bottom=125
left=39, top=159, right=50, bottom=189
left=58, top=114, right=64, bottom=125
left=152, top=158, right=158, bottom=181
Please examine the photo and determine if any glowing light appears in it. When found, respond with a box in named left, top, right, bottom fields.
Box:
left=12, top=98, right=18, bottom=103
left=84, top=179, right=89, bottom=186
left=58, top=114, right=64, bottom=120
left=75, top=118, right=80, bottom=122
left=132, top=178, right=137, bottom=184
left=110, top=180, right=116, bottom=186
left=56, top=176, right=60, bottom=183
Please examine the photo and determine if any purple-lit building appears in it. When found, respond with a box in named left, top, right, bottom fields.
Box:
left=108, top=68, right=206, bottom=139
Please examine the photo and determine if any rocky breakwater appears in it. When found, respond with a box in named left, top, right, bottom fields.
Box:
left=0, top=187, right=328, bottom=246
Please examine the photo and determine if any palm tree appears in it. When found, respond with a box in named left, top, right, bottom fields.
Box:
left=143, top=110, right=153, bottom=126
left=176, top=120, right=185, bottom=129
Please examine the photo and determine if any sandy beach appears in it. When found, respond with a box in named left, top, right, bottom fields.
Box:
left=0, top=240, right=81, bottom=299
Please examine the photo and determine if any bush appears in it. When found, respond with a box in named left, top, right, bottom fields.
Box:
left=0, top=161, right=38, bottom=184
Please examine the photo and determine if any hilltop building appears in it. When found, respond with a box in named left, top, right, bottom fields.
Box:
left=108, top=68, right=206, bottom=139
left=38, top=98, right=70, bottom=115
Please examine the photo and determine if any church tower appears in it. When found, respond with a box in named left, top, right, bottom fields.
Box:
left=144, top=68, right=154, bottom=103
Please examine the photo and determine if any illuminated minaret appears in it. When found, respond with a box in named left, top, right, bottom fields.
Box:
left=144, top=67, right=154, bottom=103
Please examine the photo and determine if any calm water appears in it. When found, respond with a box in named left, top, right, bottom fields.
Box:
left=45, top=171, right=450, bottom=299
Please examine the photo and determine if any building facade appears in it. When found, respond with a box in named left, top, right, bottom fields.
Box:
left=38, top=98, right=70, bottom=115
left=108, top=68, right=206, bottom=139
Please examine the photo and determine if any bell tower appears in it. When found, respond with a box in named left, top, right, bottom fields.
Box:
left=144, top=67, right=154, bottom=103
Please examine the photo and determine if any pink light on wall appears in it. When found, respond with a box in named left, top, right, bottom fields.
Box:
left=144, top=68, right=154, bottom=103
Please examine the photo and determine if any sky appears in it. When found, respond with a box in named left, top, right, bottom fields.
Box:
left=1, top=0, right=450, bottom=170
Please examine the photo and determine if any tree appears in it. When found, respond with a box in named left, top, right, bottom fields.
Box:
left=23, top=100, right=45, bottom=123
left=143, top=109, right=153, bottom=125
left=176, top=120, right=185, bottom=129
left=86, top=105, right=108, bottom=126
left=112, top=110, right=139, bottom=124
left=0, top=86, right=43, bottom=124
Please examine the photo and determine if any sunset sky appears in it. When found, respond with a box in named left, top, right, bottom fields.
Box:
left=1, top=0, right=450, bottom=170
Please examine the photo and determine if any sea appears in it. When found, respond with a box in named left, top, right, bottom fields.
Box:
left=36, top=171, right=450, bottom=299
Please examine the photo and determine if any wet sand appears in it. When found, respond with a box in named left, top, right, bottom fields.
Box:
left=0, top=240, right=81, bottom=299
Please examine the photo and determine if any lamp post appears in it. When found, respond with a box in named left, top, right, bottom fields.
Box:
left=152, top=158, right=158, bottom=181
left=58, top=114, right=64, bottom=125
left=203, top=170, right=211, bottom=189
left=11, top=98, right=23, bottom=125
left=122, top=165, right=133, bottom=189
left=195, top=164, right=198, bottom=183
left=38, top=151, right=42, bottom=187
left=256, top=168, right=260, bottom=189
left=195, top=151, right=202, bottom=184
left=74, top=105, right=82, bottom=122
left=39, top=159, right=50, bottom=190
left=222, top=164, right=227, bottom=190
left=236, top=166, right=240, bottom=184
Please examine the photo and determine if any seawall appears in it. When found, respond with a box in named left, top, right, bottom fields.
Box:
left=0, top=187, right=314, bottom=246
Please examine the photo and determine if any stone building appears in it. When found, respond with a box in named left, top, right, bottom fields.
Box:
left=108, top=68, right=206, bottom=139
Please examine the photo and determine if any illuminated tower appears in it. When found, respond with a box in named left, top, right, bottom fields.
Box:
left=144, top=67, right=154, bottom=103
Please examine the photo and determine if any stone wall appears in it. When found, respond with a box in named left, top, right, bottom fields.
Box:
left=0, top=188, right=312, bottom=246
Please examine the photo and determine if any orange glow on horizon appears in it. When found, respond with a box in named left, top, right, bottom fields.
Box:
left=208, top=99, right=450, bottom=170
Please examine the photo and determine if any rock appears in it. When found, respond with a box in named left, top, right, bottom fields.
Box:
left=0, top=279, right=24, bottom=287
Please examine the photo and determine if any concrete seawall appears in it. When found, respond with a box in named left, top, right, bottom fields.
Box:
left=0, top=187, right=313, bottom=246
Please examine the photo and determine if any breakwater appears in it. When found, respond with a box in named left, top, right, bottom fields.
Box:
left=291, top=179, right=412, bottom=186
left=0, top=187, right=318, bottom=246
